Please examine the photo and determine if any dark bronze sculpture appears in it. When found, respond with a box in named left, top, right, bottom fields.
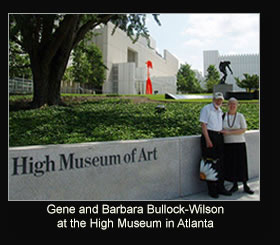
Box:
left=219, top=61, right=233, bottom=84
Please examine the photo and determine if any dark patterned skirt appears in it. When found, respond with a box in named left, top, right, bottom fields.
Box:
left=224, top=142, right=249, bottom=182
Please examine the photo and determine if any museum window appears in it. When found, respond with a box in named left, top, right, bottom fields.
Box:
left=127, top=48, right=138, bottom=67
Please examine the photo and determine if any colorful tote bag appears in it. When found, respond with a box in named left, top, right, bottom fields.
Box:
left=199, top=158, right=219, bottom=182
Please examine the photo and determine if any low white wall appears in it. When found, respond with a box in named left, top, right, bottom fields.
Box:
left=8, top=130, right=259, bottom=200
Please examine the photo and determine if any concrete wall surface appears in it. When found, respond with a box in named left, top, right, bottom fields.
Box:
left=8, top=131, right=259, bottom=200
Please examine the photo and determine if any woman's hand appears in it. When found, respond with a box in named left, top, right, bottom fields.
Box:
left=221, top=130, right=230, bottom=135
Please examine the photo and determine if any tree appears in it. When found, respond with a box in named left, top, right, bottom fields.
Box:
left=205, top=65, right=220, bottom=92
left=9, top=39, right=32, bottom=79
left=9, top=14, right=160, bottom=108
left=71, top=33, right=107, bottom=93
left=235, top=73, right=259, bottom=92
left=177, top=63, right=202, bottom=93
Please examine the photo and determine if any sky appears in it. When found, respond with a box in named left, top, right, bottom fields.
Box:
left=145, top=14, right=260, bottom=75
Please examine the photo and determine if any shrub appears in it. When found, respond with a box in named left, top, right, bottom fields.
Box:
left=9, top=98, right=259, bottom=147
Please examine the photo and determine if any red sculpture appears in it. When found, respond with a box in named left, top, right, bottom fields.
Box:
left=146, top=60, right=153, bottom=94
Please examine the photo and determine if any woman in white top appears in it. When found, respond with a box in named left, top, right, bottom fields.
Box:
left=221, top=97, right=254, bottom=194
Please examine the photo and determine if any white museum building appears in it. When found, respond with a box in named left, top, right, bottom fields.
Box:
left=203, top=50, right=260, bottom=91
left=91, top=22, right=179, bottom=95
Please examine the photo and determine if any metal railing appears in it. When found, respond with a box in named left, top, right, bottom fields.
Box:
left=9, top=77, right=33, bottom=94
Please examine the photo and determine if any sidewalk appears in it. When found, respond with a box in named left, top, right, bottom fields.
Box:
left=175, top=177, right=259, bottom=201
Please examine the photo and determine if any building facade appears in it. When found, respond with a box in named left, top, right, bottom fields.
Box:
left=91, top=22, right=179, bottom=94
left=203, top=50, right=260, bottom=91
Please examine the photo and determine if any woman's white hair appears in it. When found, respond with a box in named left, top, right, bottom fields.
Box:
left=228, top=97, right=238, bottom=103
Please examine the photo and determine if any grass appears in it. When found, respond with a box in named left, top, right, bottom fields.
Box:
left=9, top=95, right=259, bottom=147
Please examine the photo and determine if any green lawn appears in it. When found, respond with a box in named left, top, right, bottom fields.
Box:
left=9, top=95, right=259, bottom=147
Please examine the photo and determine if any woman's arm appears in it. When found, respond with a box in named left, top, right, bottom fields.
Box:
left=221, top=128, right=246, bottom=135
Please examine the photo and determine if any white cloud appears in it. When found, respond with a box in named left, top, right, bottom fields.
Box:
left=182, top=14, right=226, bottom=39
left=183, top=39, right=204, bottom=47
left=180, top=14, right=259, bottom=71
left=182, top=14, right=259, bottom=39
left=146, top=14, right=259, bottom=73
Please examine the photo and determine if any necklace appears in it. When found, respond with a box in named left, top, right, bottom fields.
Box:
left=227, top=113, right=237, bottom=128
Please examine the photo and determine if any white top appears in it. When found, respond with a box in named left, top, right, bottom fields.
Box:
left=223, top=112, right=247, bottom=143
left=199, top=103, right=223, bottom=132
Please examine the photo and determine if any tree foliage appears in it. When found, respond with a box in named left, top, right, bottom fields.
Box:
left=110, top=14, right=160, bottom=47
left=177, top=63, right=202, bottom=93
left=71, top=33, right=107, bottom=92
left=235, top=73, right=259, bottom=92
left=9, top=40, right=32, bottom=79
left=205, top=65, right=220, bottom=92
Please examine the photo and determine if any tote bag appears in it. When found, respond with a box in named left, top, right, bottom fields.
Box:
left=199, top=158, right=219, bottom=182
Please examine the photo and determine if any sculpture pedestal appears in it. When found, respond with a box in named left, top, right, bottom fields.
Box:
left=213, top=84, right=233, bottom=99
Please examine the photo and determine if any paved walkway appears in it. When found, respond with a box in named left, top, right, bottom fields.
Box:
left=176, top=177, right=260, bottom=201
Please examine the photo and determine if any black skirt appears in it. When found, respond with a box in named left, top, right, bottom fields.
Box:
left=224, top=142, right=249, bottom=182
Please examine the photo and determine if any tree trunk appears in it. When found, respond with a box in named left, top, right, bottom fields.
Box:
left=47, top=52, right=69, bottom=106
left=31, top=62, right=65, bottom=108
left=31, top=42, right=72, bottom=108
left=31, top=56, right=49, bottom=108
